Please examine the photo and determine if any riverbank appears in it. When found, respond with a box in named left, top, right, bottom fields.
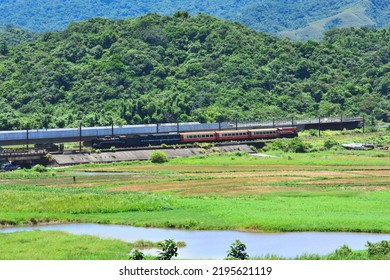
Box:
left=0, top=228, right=386, bottom=260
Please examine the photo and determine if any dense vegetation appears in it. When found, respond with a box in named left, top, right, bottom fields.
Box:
left=0, top=0, right=389, bottom=40
left=0, top=13, right=390, bottom=130
left=0, top=25, right=40, bottom=47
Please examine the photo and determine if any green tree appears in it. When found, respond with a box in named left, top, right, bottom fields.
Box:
left=157, top=239, right=178, bottom=260
left=129, top=249, right=145, bottom=260
left=226, top=240, right=249, bottom=260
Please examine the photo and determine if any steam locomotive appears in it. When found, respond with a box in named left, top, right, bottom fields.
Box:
left=91, top=127, right=298, bottom=149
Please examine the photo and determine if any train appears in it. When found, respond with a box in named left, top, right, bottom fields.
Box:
left=91, top=127, right=298, bottom=149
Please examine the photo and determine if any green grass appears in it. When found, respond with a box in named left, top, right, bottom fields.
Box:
left=1, top=186, right=390, bottom=232
left=0, top=230, right=133, bottom=260
left=0, top=185, right=174, bottom=215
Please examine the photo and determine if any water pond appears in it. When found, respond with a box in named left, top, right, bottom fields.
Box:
left=2, top=224, right=390, bottom=259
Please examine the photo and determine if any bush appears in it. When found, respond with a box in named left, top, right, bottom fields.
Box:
left=129, top=249, right=145, bottom=260
left=263, top=138, right=311, bottom=153
left=157, top=239, right=178, bottom=260
left=150, top=151, right=169, bottom=163
left=334, top=244, right=352, bottom=257
left=366, top=240, right=390, bottom=259
left=323, top=137, right=339, bottom=150
left=45, top=153, right=54, bottom=162
left=288, top=137, right=310, bottom=153
left=32, top=164, right=47, bottom=173
left=308, top=129, right=318, bottom=137
left=226, top=240, right=249, bottom=260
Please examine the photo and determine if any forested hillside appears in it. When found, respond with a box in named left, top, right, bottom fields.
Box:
left=0, top=13, right=389, bottom=130
left=0, top=0, right=389, bottom=40
left=0, top=25, right=41, bottom=46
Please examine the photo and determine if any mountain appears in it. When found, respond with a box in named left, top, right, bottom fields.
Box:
left=0, top=0, right=389, bottom=40
left=0, top=13, right=389, bottom=130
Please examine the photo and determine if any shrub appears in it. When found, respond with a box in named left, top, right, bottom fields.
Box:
left=129, top=249, right=145, bottom=260
left=150, top=151, right=169, bottom=163
left=263, top=137, right=311, bottom=153
left=366, top=240, right=390, bottom=259
left=334, top=244, right=352, bottom=257
left=365, top=126, right=378, bottom=133
left=45, top=153, right=54, bottom=162
left=157, top=239, right=178, bottom=260
left=308, top=129, right=318, bottom=137
left=32, top=164, right=47, bottom=173
left=288, top=137, right=309, bottom=153
left=323, top=137, right=339, bottom=150
left=226, top=240, right=249, bottom=260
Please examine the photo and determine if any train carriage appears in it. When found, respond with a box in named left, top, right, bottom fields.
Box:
left=215, top=130, right=250, bottom=141
left=248, top=128, right=279, bottom=139
left=180, top=132, right=217, bottom=143
left=139, top=133, right=181, bottom=146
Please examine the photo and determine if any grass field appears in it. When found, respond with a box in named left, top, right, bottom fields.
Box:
left=1, top=130, right=390, bottom=259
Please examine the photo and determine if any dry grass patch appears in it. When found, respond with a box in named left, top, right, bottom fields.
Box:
left=303, top=177, right=390, bottom=186
left=108, top=176, right=310, bottom=194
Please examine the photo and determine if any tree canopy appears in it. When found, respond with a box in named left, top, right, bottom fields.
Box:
left=0, top=14, right=389, bottom=130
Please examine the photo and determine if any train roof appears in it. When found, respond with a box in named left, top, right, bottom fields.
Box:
left=216, top=130, right=249, bottom=133
left=248, top=128, right=278, bottom=131
left=180, top=131, right=217, bottom=135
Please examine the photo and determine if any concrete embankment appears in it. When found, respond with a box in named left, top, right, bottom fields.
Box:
left=52, top=144, right=255, bottom=166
